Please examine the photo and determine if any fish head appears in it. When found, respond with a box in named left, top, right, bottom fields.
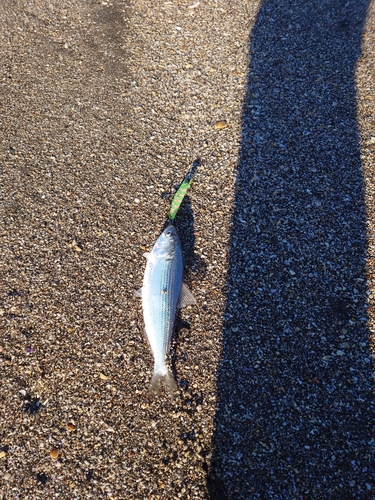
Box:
left=153, top=225, right=180, bottom=259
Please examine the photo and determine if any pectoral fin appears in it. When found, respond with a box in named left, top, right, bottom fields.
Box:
left=177, top=282, right=196, bottom=308
left=134, top=288, right=143, bottom=298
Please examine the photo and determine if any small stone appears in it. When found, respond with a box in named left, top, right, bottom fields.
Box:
left=99, top=372, right=109, bottom=380
left=50, top=449, right=59, bottom=460
left=24, top=398, right=42, bottom=414
left=322, top=355, right=331, bottom=361
left=336, top=350, right=345, bottom=356
left=134, top=198, right=140, bottom=203
left=67, top=423, right=76, bottom=431
left=36, top=472, right=49, bottom=484
left=3, top=472, right=11, bottom=480
left=214, top=120, right=227, bottom=129
left=188, top=1, right=200, bottom=8
left=0, top=451, right=7, bottom=459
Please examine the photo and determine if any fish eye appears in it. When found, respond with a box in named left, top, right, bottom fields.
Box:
left=166, top=231, right=172, bottom=236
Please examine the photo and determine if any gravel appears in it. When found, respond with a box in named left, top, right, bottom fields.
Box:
left=0, top=0, right=374, bottom=499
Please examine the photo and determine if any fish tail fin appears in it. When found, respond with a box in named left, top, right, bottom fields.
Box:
left=148, top=371, right=162, bottom=397
left=164, top=369, right=179, bottom=399
left=148, top=368, right=179, bottom=399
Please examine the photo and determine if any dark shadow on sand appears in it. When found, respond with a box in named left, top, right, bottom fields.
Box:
left=208, top=1, right=374, bottom=498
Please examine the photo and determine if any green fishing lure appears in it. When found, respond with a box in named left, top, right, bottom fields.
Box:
left=169, top=162, right=198, bottom=221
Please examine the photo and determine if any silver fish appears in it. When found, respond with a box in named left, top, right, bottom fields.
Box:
left=135, top=224, right=196, bottom=396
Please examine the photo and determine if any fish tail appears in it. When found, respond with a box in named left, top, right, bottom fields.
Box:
left=148, top=371, right=162, bottom=396
left=164, top=369, right=179, bottom=398
left=148, top=368, right=179, bottom=399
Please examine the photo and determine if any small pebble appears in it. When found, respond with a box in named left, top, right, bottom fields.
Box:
left=50, top=449, right=59, bottom=460
left=214, top=120, right=227, bottom=129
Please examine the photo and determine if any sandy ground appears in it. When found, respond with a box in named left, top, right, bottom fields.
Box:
left=0, top=0, right=374, bottom=498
